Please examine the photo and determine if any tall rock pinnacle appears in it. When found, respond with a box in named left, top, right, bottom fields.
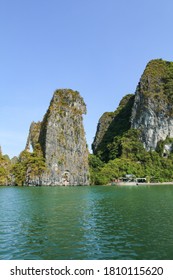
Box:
left=26, top=89, right=89, bottom=186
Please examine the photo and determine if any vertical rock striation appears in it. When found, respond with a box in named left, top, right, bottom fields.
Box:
left=26, top=89, right=89, bottom=186
left=92, top=59, right=173, bottom=160
left=131, top=59, right=173, bottom=151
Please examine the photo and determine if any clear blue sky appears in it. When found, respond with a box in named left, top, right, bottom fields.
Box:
left=0, top=0, right=173, bottom=158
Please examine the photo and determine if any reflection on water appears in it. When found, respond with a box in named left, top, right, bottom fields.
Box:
left=0, top=185, right=173, bottom=259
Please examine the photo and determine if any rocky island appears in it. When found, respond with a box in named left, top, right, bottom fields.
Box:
left=0, top=89, right=89, bottom=186
left=1, top=59, right=173, bottom=186
left=27, top=89, right=89, bottom=186
left=90, top=59, right=173, bottom=184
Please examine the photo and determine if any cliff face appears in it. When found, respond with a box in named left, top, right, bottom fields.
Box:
left=131, top=59, right=173, bottom=151
left=92, top=112, right=115, bottom=154
left=92, top=94, right=135, bottom=161
left=0, top=147, right=11, bottom=185
left=25, top=89, right=89, bottom=186
left=90, top=60, right=173, bottom=185
left=92, top=59, right=173, bottom=160
left=25, top=121, right=41, bottom=151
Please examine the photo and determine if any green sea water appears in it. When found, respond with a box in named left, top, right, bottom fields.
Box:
left=0, top=185, right=173, bottom=260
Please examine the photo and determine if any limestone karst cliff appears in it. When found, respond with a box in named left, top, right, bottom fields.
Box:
left=0, top=147, right=11, bottom=185
left=93, top=59, right=173, bottom=161
left=89, top=59, right=173, bottom=184
left=92, top=94, right=135, bottom=161
left=2, top=59, right=173, bottom=186
left=131, top=59, right=173, bottom=151
left=25, top=121, right=41, bottom=152
left=23, top=89, right=89, bottom=186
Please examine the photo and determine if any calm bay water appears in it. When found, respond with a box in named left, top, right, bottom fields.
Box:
left=0, top=185, right=173, bottom=260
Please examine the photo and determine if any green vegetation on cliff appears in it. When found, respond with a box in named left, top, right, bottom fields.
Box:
left=10, top=88, right=89, bottom=186
left=12, top=144, right=46, bottom=186
left=138, top=59, right=173, bottom=108
left=90, top=132, right=173, bottom=185
left=91, top=59, right=173, bottom=184
left=92, top=94, right=135, bottom=162
left=2, top=60, right=173, bottom=186
left=0, top=148, right=11, bottom=185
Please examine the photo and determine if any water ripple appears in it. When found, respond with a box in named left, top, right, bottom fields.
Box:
left=1, top=185, right=173, bottom=259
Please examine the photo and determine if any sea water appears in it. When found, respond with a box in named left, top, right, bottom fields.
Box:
left=0, top=185, right=173, bottom=260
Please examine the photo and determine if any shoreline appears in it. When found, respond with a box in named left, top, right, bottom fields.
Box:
left=1, top=182, right=173, bottom=187
left=112, top=182, right=173, bottom=186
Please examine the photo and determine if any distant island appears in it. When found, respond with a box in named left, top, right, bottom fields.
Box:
left=1, top=59, right=173, bottom=186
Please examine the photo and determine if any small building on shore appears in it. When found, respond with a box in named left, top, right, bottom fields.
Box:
left=112, top=174, right=147, bottom=185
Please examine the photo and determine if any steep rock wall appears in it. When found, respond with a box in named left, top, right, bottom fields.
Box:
left=25, top=121, right=41, bottom=151
left=25, top=89, right=89, bottom=186
left=92, top=94, right=135, bottom=161
left=131, top=59, right=173, bottom=151
left=92, top=112, right=115, bottom=154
